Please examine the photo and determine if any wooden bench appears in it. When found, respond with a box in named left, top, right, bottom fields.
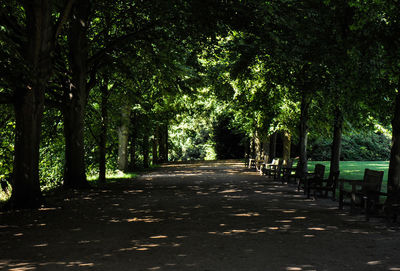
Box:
left=339, top=168, right=384, bottom=221
left=298, top=164, right=325, bottom=198
left=310, top=170, right=340, bottom=200
left=262, top=158, right=280, bottom=177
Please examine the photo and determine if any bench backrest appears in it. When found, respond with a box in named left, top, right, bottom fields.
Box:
left=314, top=164, right=325, bottom=179
left=363, top=168, right=384, bottom=193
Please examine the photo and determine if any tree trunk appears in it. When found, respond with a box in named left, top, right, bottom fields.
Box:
left=262, top=135, right=270, bottom=161
left=254, top=130, right=261, bottom=158
left=143, top=128, right=150, bottom=168
left=152, top=128, right=159, bottom=165
left=250, top=136, right=256, bottom=158
left=11, top=87, right=44, bottom=208
left=118, top=105, right=130, bottom=171
left=244, top=137, right=250, bottom=162
left=10, top=1, right=54, bottom=208
left=63, top=98, right=88, bottom=188
left=388, top=91, right=400, bottom=202
left=129, top=114, right=138, bottom=170
left=298, top=94, right=310, bottom=178
left=63, top=0, right=90, bottom=189
left=282, top=131, right=291, bottom=164
left=165, top=125, right=169, bottom=161
left=99, top=80, right=108, bottom=183
left=270, top=132, right=277, bottom=160
left=159, top=123, right=168, bottom=162
left=330, top=107, right=343, bottom=177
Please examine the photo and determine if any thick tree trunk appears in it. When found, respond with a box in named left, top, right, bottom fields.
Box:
left=63, top=98, right=88, bottom=188
left=10, top=1, right=53, bottom=208
left=63, top=0, right=90, bottom=188
left=262, top=135, right=270, bottom=161
left=388, top=91, right=400, bottom=202
left=11, top=88, right=44, bottom=208
left=99, top=81, right=108, bottom=183
left=250, top=136, right=256, bottom=158
left=330, top=107, right=343, bottom=177
left=282, top=131, right=291, bottom=164
left=118, top=105, right=130, bottom=171
left=298, top=94, right=310, bottom=178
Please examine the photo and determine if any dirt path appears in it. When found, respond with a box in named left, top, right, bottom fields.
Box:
left=1, top=160, right=399, bottom=271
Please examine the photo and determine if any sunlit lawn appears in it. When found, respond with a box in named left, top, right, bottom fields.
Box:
left=308, top=160, right=389, bottom=192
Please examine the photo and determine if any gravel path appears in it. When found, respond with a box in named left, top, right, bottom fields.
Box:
left=1, top=160, right=399, bottom=271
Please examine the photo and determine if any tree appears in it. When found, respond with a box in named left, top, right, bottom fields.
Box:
left=0, top=0, right=74, bottom=208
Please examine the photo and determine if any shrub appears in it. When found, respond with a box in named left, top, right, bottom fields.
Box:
left=308, top=132, right=391, bottom=161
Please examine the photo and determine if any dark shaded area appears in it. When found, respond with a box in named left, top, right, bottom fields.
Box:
left=213, top=114, right=245, bottom=159
left=0, top=160, right=399, bottom=270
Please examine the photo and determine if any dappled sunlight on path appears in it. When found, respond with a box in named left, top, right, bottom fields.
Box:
left=0, top=160, right=399, bottom=270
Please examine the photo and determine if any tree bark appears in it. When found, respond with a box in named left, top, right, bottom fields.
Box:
left=330, top=107, right=343, bottom=177
left=11, top=87, right=44, bottom=208
left=388, top=91, right=400, bottom=201
left=10, top=1, right=54, bottom=208
left=164, top=125, right=169, bottom=161
left=129, top=113, right=138, bottom=170
left=254, top=130, right=262, bottom=158
left=143, top=127, right=150, bottom=168
left=63, top=0, right=90, bottom=189
left=250, top=136, right=256, bottom=158
left=282, top=131, right=291, bottom=164
left=262, top=135, right=270, bottom=161
left=118, top=105, right=131, bottom=171
left=158, top=123, right=168, bottom=162
left=298, top=93, right=310, bottom=178
left=99, top=79, right=108, bottom=183
left=152, top=128, right=159, bottom=165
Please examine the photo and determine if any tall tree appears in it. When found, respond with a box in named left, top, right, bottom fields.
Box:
left=0, top=0, right=74, bottom=208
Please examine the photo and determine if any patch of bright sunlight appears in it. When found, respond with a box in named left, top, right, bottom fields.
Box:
left=87, top=170, right=137, bottom=181
left=367, top=261, right=382, bottom=265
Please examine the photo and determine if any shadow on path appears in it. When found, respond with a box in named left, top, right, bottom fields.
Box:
left=0, top=160, right=399, bottom=271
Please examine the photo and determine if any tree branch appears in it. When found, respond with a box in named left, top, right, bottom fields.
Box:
left=54, top=0, right=76, bottom=38
left=88, top=21, right=157, bottom=68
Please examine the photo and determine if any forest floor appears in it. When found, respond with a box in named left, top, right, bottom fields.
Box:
left=1, top=160, right=400, bottom=271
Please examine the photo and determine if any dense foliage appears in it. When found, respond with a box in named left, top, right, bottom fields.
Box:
left=308, top=132, right=391, bottom=161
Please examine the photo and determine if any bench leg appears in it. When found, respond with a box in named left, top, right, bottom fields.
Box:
left=339, top=189, right=343, bottom=210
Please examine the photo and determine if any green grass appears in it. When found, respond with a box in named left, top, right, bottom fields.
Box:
left=87, top=172, right=138, bottom=182
left=308, top=160, right=389, bottom=192
left=308, top=161, right=389, bottom=181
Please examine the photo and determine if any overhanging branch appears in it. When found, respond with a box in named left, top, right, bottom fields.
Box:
left=54, top=0, right=76, bottom=38
left=88, top=21, right=157, bottom=68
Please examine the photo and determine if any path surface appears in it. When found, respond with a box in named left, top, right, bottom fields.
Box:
left=1, top=160, right=400, bottom=271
